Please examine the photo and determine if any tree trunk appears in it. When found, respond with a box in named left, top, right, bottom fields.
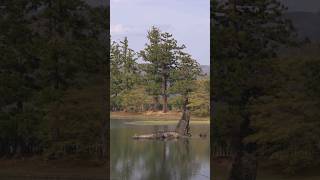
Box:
left=152, top=96, right=160, bottom=111
left=228, top=152, right=257, bottom=180
left=175, top=109, right=191, bottom=136
left=228, top=115, right=257, bottom=180
left=182, top=95, right=190, bottom=135
left=163, top=94, right=168, bottom=113
left=182, top=95, right=189, bottom=112
left=162, top=74, right=168, bottom=113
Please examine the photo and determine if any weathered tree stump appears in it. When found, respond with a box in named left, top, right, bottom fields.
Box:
left=175, top=109, right=191, bottom=136
left=132, top=110, right=191, bottom=140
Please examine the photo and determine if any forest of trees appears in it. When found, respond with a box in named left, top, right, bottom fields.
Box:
left=110, top=27, right=210, bottom=117
left=2, top=0, right=320, bottom=178
left=0, top=0, right=108, bottom=160
left=212, top=0, right=320, bottom=179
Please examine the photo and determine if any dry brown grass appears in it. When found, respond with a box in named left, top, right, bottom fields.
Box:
left=110, top=111, right=209, bottom=121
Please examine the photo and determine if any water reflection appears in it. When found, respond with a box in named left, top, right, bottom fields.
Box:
left=110, top=119, right=210, bottom=180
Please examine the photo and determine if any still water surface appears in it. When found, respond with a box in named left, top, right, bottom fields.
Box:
left=110, top=119, right=210, bottom=180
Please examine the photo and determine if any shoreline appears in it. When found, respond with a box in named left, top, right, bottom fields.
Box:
left=110, top=111, right=210, bottom=121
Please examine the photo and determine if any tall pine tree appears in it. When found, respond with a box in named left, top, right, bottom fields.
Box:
left=212, top=0, right=295, bottom=179
left=141, top=26, right=185, bottom=113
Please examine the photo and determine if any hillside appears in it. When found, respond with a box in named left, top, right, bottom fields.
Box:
left=201, top=65, right=210, bottom=75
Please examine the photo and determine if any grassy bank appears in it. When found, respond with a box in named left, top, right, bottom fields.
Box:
left=110, top=111, right=210, bottom=121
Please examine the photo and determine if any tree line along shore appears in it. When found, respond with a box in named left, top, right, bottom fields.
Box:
left=212, top=0, right=320, bottom=178
left=0, top=0, right=108, bottom=161
left=111, top=27, right=210, bottom=117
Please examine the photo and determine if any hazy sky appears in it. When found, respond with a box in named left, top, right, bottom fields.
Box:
left=111, top=0, right=210, bottom=65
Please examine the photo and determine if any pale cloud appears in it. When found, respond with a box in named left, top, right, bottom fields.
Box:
left=111, top=24, right=129, bottom=35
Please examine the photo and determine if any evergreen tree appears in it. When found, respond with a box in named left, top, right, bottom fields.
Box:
left=212, top=0, right=295, bottom=179
left=0, top=0, right=45, bottom=156
left=170, top=52, right=202, bottom=111
left=141, top=26, right=185, bottom=113
left=0, top=0, right=108, bottom=159
left=119, top=37, right=140, bottom=91
left=247, top=45, right=320, bottom=173
left=139, top=28, right=162, bottom=111
left=141, top=63, right=162, bottom=111
left=110, top=41, right=123, bottom=111
left=110, top=37, right=140, bottom=111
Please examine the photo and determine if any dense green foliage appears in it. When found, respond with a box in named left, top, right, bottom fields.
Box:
left=188, top=78, right=210, bottom=117
left=140, top=27, right=186, bottom=113
left=212, top=0, right=320, bottom=177
left=247, top=45, right=320, bottom=173
left=110, top=37, right=141, bottom=111
left=0, top=0, right=108, bottom=159
left=110, top=27, right=209, bottom=116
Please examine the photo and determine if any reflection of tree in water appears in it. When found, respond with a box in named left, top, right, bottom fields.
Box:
left=141, top=139, right=201, bottom=180
left=110, top=128, right=136, bottom=179
left=110, top=124, right=205, bottom=180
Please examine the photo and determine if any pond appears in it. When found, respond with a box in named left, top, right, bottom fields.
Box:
left=110, top=119, right=210, bottom=180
